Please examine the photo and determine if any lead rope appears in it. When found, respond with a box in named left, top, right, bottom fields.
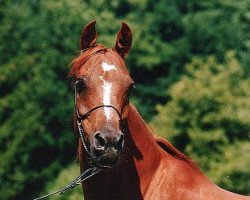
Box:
left=33, top=167, right=101, bottom=200
left=32, top=83, right=102, bottom=200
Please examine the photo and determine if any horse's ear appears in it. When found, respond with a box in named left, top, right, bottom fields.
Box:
left=114, top=22, right=132, bottom=58
left=80, top=20, right=98, bottom=51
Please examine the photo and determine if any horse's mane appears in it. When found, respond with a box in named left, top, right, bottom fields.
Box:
left=128, top=105, right=200, bottom=172
left=154, top=136, right=200, bottom=171
left=68, top=44, right=125, bottom=79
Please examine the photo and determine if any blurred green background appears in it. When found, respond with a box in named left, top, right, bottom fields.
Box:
left=0, top=0, right=249, bottom=199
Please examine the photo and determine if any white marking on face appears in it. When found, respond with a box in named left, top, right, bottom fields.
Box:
left=103, top=81, right=112, bottom=119
left=102, top=61, right=117, bottom=72
left=98, top=75, right=104, bottom=81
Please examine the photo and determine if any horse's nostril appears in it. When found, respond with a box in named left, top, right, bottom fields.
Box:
left=114, top=133, right=124, bottom=151
left=94, top=133, right=106, bottom=149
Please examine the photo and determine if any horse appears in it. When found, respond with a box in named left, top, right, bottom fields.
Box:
left=69, top=20, right=249, bottom=200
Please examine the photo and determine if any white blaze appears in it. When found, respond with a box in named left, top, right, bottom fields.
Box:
left=102, top=61, right=117, bottom=72
left=100, top=62, right=117, bottom=120
left=103, top=82, right=112, bottom=119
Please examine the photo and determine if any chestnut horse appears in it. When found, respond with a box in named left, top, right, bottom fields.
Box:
left=69, top=21, right=249, bottom=200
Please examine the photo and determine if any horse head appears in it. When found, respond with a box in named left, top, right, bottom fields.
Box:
left=69, top=20, right=134, bottom=168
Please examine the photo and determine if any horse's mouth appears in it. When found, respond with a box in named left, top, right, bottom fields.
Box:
left=94, top=163, right=115, bottom=169
left=92, top=154, right=121, bottom=169
left=89, top=145, right=122, bottom=169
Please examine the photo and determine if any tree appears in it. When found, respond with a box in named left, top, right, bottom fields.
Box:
left=152, top=51, right=250, bottom=194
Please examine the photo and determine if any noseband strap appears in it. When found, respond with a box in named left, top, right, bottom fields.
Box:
left=76, top=105, right=122, bottom=122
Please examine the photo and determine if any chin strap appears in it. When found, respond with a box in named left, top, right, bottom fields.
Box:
left=33, top=167, right=101, bottom=200
left=77, top=116, right=92, bottom=156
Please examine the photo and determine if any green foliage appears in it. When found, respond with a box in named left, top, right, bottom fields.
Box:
left=152, top=51, right=250, bottom=194
left=130, top=0, right=249, bottom=119
left=0, top=0, right=249, bottom=199
left=209, top=141, right=250, bottom=194
left=1, top=0, right=249, bottom=120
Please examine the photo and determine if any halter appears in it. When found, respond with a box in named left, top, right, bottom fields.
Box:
left=33, top=81, right=124, bottom=200
left=74, top=80, right=125, bottom=155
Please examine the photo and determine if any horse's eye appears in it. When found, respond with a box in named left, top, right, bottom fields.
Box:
left=75, top=80, right=86, bottom=93
left=131, top=83, right=136, bottom=90
left=129, top=83, right=136, bottom=92
left=126, top=83, right=136, bottom=97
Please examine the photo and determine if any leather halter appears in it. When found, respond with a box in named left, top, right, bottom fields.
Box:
left=32, top=80, right=125, bottom=200
left=33, top=50, right=126, bottom=199
left=74, top=80, right=125, bottom=155
left=34, top=58, right=127, bottom=199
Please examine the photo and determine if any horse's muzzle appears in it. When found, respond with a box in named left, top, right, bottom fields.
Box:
left=91, top=131, right=124, bottom=168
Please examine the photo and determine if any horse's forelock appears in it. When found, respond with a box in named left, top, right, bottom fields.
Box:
left=68, top=44, right=106, bottom=78
left=68, top=44, right=124, bottom=78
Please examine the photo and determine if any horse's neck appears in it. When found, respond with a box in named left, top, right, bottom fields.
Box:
left=126, top=104, right=162, bottom=174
